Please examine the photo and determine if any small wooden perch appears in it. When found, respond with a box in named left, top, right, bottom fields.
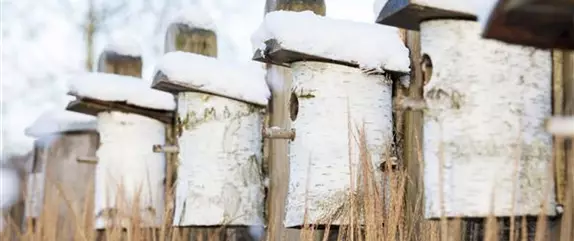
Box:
left=77, top=156, right=99, bottom=164
left=263, top=127, right=296, bottom=141
left=481, top=0, right=574, bottom=49
left=375, top=0, right=476, bottom=30
left=545, top=116, right=574, bottom=137
left=66, top=97, right=174, bottom=124
left=393, top=96, right=427, bottom=111
left=152, top=145, right=180, bottom=153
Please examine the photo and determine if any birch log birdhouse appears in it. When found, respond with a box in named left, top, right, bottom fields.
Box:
left=377, top=0, right=556, bottom=218
left=152, top=51, right=270, bottom=227
left=252, top=11, right=410, bottom=228
left=24, top=109, right=98, bottom=238
left=65, top=50, right=176, bottom=229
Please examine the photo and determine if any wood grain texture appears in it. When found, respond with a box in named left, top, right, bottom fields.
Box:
left=96, top=51, right=143, bottom=77
left=39, top=132, right=99, bottom=241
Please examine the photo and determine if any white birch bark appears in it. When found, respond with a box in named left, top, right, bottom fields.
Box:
left=420, top=20, right=555, bottom=218
left=94, top=112, right=166, bottom=229
left=173, top=92, right=265, bottom=226
left=285, top=61, right=393, bottom=227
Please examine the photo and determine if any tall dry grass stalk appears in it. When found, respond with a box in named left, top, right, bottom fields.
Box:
left=1, top=121, right=571, bottom=241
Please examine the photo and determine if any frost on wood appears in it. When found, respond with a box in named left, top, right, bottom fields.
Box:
left=170, top=5, right=217, bottom=32
left=155, top=51, right=270, bottom=106
left=285, top=62, right=393, bottom=227
left=67, top=72, right=176, bottom=111
left=95, top=112, right=165, bottom=228
left=421, top=20, right=554, bottom=218
left=251, top=11, right=411, bottom=73
left=173, top=92, right=265, bottom=226
left=104, top=32, right=143, bottom=57
left=25, top=109, right=97, bottom=138
left=24, top=173, right=45, bottom=218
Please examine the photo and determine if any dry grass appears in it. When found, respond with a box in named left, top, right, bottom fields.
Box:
left=1, top=121, right=572, bottom=241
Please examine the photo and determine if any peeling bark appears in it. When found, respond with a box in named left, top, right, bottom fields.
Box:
left=173, top=92, right=266, bottom=226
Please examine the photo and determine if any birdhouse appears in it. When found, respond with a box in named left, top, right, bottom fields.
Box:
left=377, top=1, right=556, bottom=218
left=24, top=109, right=98, bottom=234
left=152, top=51, right=269, bottom=227
left=252, top=11, right=410, bottom=228
left=66, top=72, right=176, bottom=229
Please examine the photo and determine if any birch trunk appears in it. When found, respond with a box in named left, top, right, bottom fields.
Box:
left=94, top=112, right=166, bottom=229
left=285, top=61, right=393, bottom=227
left=173, top=92, right=265, bottom=226
left=420, top=20, right=555, bottom=218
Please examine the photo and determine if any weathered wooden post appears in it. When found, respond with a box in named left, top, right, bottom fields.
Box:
left=23, top=109, right=98, bottom=240
left=66, top=47, right=175, bottom=239
left=262, top=1, right=326, bottom=240
left=252, top=9, right=410, bottom=234
left=152, top=50, right=269, bottom=237
left=546, top=51, right=574, bottom=241
left=378, top=0, right=557, bottom=238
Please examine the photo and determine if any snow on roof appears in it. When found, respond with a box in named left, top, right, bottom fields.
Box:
left=104, top=32, right=143, bottom=57
left=25, top=109, right=97, bottom=137
left=67, top=73, right=176, bottom=111
left=170, top=5, right=217, bottom=31
left=155, top=51, right=270, bottom=106
left=251, top=10, right=410, bottom=73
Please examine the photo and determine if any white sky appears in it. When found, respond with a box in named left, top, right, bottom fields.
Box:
left=1, top=0, right=379, bottom=159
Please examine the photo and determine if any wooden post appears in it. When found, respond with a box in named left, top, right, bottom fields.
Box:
left=161, top=16, right=227, bottom=241
left=549, top=50, right=574, bottom=241
left=23, top=110, right=98, bottom=241
left=263, top=2, right=326, bottom=241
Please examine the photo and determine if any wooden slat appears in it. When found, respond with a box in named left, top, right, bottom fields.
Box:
left=482, top=0, right=574, bottom=49
left=66, top=97, right=174, bottom=124
left=252, top=39, right=409, bottom=76
left=375, top=0, right=476, bottom=30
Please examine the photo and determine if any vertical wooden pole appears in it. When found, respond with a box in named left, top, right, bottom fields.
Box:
left=403, top=30, right=426, bottom=241
left=263, top=1, right=325, bottom=241
left=95, top=48, right=143, bottom=241
left=163, top=22, right=225, bottom=241
left=550, top=50, right=574, bottom=241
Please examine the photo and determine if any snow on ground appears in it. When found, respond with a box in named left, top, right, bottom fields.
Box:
left=155, top=51, right=270, bottom=106
left=251, top=10, right=410, bottom=73
left=67, top=72, right=176, bottom=111
left=25, top=109, right=97, bottom=138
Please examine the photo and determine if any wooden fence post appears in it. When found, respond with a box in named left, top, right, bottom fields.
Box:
left=548, top=50, right=574, bottom=241
left=159, top=12, right=227, bottom=241
left=24, top=110, right=99, bottom=241
left=262, top=2, right=326, bottom=241
left=378, top=1, right=557, bottom=240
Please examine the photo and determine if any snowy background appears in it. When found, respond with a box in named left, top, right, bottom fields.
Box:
left=1, top=0, right=381, bottom=160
